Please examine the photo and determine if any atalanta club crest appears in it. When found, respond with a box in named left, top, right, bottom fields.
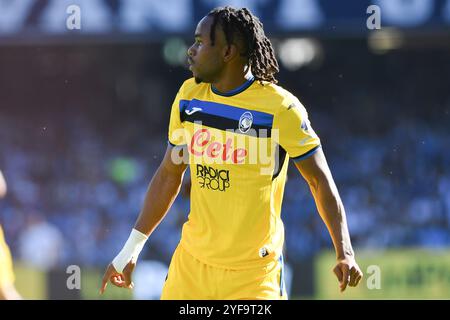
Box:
left=239, top=112, right=253, bottom=133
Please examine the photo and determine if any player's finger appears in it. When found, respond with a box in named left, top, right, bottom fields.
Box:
left=111, top=275, right=126, bottom=288
left=123, top=262, right=135, bottom=289
left=333, top=265, right=343, bottom=283
left=119, top=275, right=129, bottom=288
left=340, top=265, right=350, bottom=292
left=349, top=267, right=359, bottom=287
left=100, top=277, right=108, bottom=294
left=100, top=266, right=113, bottom=294
left=354, top=273, right=363, bottom=287
left=121, top=275, right=133, bottom=289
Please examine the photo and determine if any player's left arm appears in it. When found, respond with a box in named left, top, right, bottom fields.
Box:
left=294, top=148, right=363, bottom=292
left=0, top=170, right=6, bottom=198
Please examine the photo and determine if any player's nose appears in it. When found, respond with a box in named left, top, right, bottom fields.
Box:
left=187, top=45, right=196, bottom=58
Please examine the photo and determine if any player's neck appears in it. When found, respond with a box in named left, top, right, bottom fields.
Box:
left=212, top=67, right=253, bottom=94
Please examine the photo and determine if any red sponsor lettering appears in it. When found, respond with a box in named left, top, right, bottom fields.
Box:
left=189, top=129, right=247, bottom=164
left=189, top=128, right=210, bottom=156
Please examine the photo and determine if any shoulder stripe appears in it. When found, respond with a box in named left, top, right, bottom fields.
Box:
left=179, top=99, right=273, bottom=137
left=180, top=99, right=273, bottom=127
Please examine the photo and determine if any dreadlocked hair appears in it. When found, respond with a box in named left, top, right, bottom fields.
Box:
left=208, top=6, right=279, bottom=84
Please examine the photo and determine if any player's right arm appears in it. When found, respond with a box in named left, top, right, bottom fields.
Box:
left=134, top=145, right=188, bottom=236
left=100, top=145, right=188, bottom=294
left=100, top=80, right=190, bottom=294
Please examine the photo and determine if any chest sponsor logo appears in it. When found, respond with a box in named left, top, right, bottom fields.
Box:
left=189, top=128, right=248, bottom=164
left=170, top=126, right=281, bottom=176
left=196, top=164, right=230, bottom=191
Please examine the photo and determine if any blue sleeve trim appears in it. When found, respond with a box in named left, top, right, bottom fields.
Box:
left=291, top=145, right=321, bottom=162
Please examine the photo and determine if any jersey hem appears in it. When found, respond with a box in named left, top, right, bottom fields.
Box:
left=179, top=240, right=281, bottom=271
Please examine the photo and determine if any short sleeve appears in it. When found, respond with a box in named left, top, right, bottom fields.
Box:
left=168, top=84, right=187, bottom=147
left=273, top=97, right=321, bottom=162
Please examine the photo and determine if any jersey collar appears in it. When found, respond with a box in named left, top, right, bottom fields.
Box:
left=211, top=76, right=255, bottom=97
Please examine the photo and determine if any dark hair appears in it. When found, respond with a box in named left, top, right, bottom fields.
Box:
left=207, top=6, right=279, bottom=84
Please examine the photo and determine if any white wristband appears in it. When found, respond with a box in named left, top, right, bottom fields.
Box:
left=112, top=228, right=148, bottom=273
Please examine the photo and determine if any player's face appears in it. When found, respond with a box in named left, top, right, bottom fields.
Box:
left=187, top=16, right=226, bottom=84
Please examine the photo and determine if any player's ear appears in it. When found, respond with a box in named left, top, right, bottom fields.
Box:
left=223, top=44, right=239, bottom=62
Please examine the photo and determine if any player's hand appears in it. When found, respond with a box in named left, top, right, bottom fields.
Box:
left=99, top=261, right=136, bottom=294
left=333, top=256, right=363, bottom=292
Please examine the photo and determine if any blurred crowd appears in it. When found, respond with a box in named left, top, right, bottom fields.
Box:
left=0, top=41, right=449, bottom=269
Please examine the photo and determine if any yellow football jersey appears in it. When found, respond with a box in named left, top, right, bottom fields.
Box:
left=168, top=76, right=321, bottom=270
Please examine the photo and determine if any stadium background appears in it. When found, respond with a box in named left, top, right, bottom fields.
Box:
left=0, top=0, right=449, bottom=299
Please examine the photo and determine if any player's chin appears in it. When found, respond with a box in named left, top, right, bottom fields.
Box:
left=189, top=66, right=203, bottom=83
left=194, top=75, right=203, bottom=84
